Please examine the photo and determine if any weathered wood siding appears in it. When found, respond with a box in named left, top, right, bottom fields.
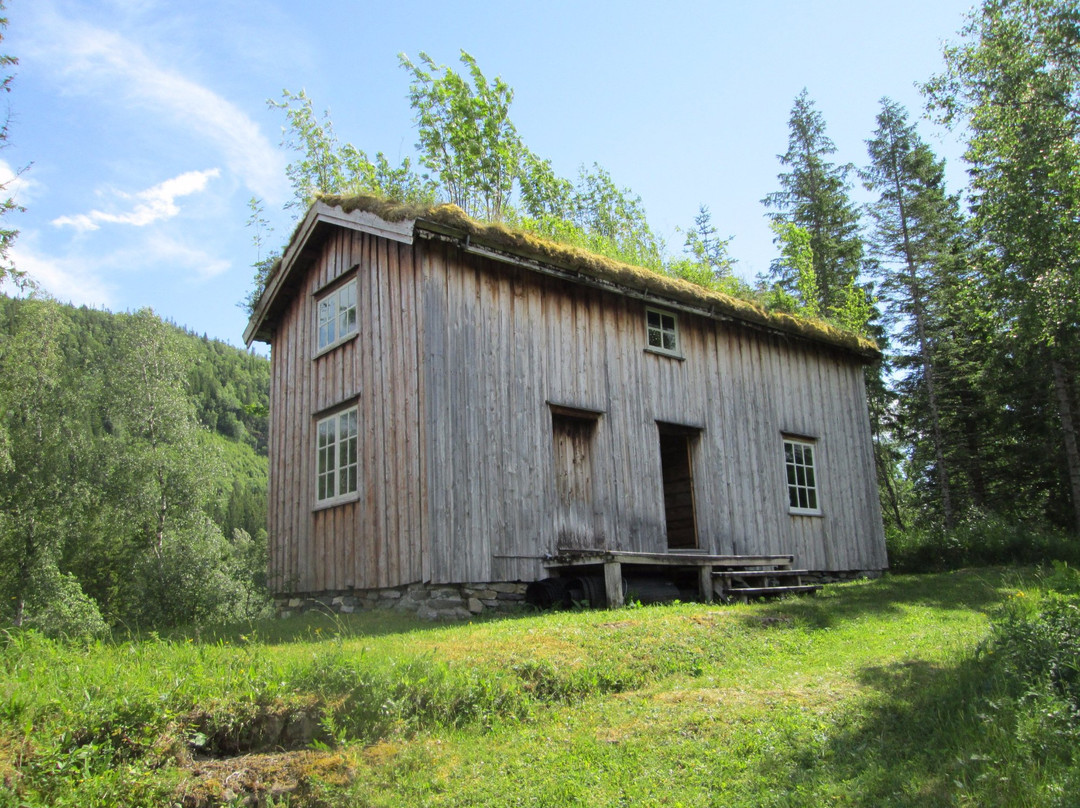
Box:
left=267, top=229, right=425, bottom=594
left=421, top=241, right=886, bottom=583
left=269, top=224, right=886, bottom=596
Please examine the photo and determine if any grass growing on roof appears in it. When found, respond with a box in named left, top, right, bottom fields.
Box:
left=258, top=194, right=879, bottom=360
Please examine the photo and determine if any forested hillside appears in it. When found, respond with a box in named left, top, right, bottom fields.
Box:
left=0, top=296, right=271, bottom=633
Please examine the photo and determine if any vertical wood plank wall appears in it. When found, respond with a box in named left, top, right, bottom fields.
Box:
left=422, top=243, right=886, bottom=585
left=269, top=224, right=887, bottom=596
left=268, top=229, right=425, bottom=594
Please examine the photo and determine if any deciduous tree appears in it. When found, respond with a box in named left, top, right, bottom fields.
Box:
left=400, top=50, right=522, bottom=221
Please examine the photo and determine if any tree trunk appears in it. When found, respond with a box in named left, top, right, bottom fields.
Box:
left=1050, top=355, right=1080, bottom=535
left=13, top=515, right=35, bottom=628
left=891, top=160, right=954, bottom=529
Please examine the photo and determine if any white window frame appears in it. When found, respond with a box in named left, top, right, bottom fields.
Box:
left=645, top=307, right=680, bottom=356
left=315, top=406, right=359, bottom=507
left=316, top=279, right=358, bottom=353
left=783, top=437, right=821, bottom=516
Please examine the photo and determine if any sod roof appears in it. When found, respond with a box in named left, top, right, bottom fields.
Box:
left=246, top=194, right=880, bottom=361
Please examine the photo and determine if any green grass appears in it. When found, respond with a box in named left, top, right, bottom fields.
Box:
left=2, top=569, right=1076, bottom=806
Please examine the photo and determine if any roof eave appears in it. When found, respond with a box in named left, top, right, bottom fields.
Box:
left=411, top=216, right=881, bottom=363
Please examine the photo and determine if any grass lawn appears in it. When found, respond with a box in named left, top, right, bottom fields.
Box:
left=2, top=568, right=1074, bottom=807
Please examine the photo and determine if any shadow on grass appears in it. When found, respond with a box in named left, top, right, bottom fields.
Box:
left=747, top=567, right=1023, bottom=632
left=158, top=568, right=1029, bottom=649
left=757, top=648, right=1048, bottom=807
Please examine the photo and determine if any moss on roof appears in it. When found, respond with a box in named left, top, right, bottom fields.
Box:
left=285, top=194, right=880, bottom=360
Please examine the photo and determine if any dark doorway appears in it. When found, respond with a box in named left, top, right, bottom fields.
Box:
left=657, top=425, right=698, bottom=550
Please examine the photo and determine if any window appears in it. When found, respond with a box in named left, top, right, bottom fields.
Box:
left=784, top=437, right=820, bottom=515
left=317, top=279, right=357, bottom=351
left=316, top=407, right=358, bottom=505
left=646, top=308, right=679, bottom=355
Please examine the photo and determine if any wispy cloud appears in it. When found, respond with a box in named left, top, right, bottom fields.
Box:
left=52, top=169, right=221, bottom=232
left=10, top=242, right=114, bottom=308
left=0, top=159, right=43, bottom=206
left=130, top=235, right=232, bottom=280
left=25, top=8, right=287, bottom=201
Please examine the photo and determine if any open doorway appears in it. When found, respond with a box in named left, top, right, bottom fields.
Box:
left=657, top=423, right=699, bottom=550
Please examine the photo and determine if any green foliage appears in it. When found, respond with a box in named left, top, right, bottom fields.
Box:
left=0, top=299, right=84, bottom=627
left=510, top=162, right=667, bottom=271
left=763, top=89, right=864, bottom=318
left=0, top=3, right=26, bottom=294
left=2, top=570, right=1069, bottom=807
left=767, top=220, right=821, bottom=318
left=241, top=196, right=278, bottom=316
left=863, top=98, right=970, bottom=529
left=400, top=50, right=522, bottom=221
left=925, top=0, right=1080, bottom=533
left=887, top=510, right=1079, bottom=573
left=680, top=204, right=736, bottom=282
left=260, top=53, right=757, bottom=312
left=269, top=88, right=435, bottom=213
left=21, top=569, right=108, bottom=640
left=0, top=296, right=271, bottom=631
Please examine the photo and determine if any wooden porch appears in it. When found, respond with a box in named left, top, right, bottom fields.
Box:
left=543, top=549, right=821, bottom=607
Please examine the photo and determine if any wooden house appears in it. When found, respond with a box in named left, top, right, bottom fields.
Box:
left=244, top=196, right=887, bottom=617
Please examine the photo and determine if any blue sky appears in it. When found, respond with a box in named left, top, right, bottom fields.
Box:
left=5, top=0, right=977, bottom=350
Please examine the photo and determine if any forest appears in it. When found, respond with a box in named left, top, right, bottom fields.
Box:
left=0, top=298, right=272, bottom=633
left=2, top=0, right=1080, bottom=636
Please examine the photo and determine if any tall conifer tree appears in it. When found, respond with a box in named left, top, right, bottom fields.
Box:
left=927, top=0, right=1080, bottom=533
left=763, top=90, right=864, bottom=318
left=863, top=99, right=961, bottom=528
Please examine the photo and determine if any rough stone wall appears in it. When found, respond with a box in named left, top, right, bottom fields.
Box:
left=275, top=570, right=882, bottom=621
left=276, top=582, right=529, bottom=621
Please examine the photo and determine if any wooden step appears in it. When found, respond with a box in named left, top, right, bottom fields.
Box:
left=720, top=583, right=821, bottom=601
left=708, top=555, right=794, bottom=569
left=713, top=569, right=811, bottom=580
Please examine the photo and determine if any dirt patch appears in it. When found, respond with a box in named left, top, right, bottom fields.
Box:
left=175, top=750, right=353, bottom=807
left=184, top=696, right=330, bottom=757
left=743, top=613, right=795, bottom=628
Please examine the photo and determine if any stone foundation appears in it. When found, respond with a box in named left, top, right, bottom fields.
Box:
left=275, top=581, right=529, bottom=621
left=275, top=569, right=881, bottom=621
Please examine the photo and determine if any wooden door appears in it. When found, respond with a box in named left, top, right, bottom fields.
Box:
left=552, top=411, right=599, bottom=549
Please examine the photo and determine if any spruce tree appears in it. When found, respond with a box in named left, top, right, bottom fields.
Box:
left=862, top=98, right=961, bottom=528
left=926, top=0, right=1080, bottom=533
left=763, top=89, right=864, bottom=318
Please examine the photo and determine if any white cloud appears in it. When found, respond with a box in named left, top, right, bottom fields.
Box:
left=9, top=242, right=114, bottom=308
left=133, top=235, right=232, bottom=280
left=52, top=168, right=221, bottom=232
left=0, top=159, right=43, bottom=206
left=25, top=9, right=287, bottom=201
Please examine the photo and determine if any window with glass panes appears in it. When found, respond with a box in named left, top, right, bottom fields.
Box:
left=646, top=308, right=679, bottom=354
left=784, top=437, right=820, bottom=514
left=316, top=279, right=358, bottom=351
left=316, top=407, right=358, bottom=504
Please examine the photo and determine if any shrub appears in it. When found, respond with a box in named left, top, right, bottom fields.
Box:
left=980, top=566, right=1080, bottom=768
left=23, top=568, right=109, bottom=640
left=887, top=509, right=1079, bottom=573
